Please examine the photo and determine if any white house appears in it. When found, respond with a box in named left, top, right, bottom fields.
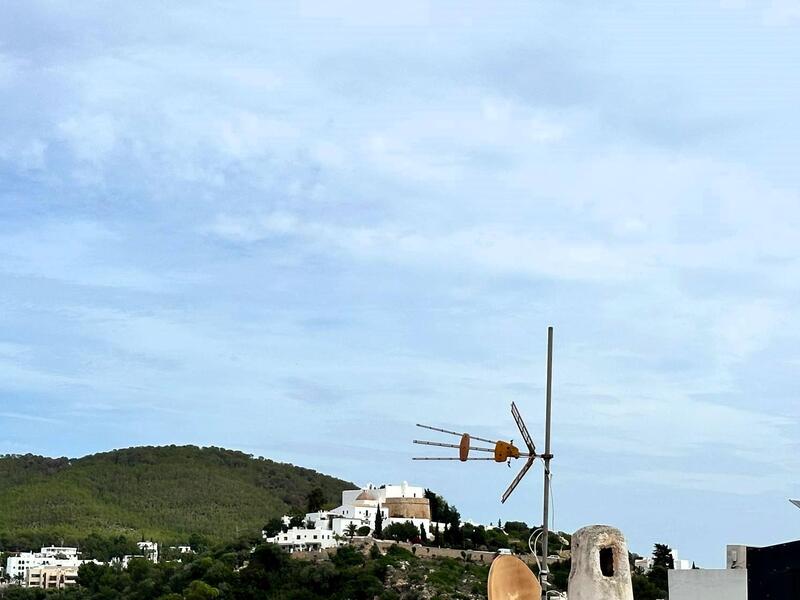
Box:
left=5, top=547, right=83, bottom=585
left=136, top=541, right=159, bottom=563
left=264, top=527, right=338, bottom=553
left=112, top=541, right=159, bottom=568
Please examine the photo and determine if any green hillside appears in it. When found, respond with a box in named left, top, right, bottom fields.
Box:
left=0, top=445, right=354, bottom=548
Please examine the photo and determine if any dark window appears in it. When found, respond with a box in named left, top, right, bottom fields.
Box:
left=600, top=547, right=615, bottom=577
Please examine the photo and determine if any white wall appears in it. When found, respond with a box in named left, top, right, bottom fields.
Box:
left=668, top=569, right=747, bottom=600
left=6, top=551, right=82, bottom=583
left=267, top=527, right=338, bottom=551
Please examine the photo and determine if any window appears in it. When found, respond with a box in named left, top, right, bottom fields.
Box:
left=600, top=548, right=615, bottom=577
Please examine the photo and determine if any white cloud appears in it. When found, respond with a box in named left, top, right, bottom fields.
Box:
left=0, top=412, right=60, bottom=425
left=613, top=468, right=787, bottom=495
left=3, top=0, right=800, bottom=568
left=765, top=0, right=800, bottom=23
left=58, top=114, right=119, bottom=164
left=0, top=221, right=165, bottom=291
left=712, top=300, right=788, bottom=363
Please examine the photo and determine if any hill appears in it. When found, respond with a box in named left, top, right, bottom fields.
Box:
left=0, top=445, right=354, bottom=548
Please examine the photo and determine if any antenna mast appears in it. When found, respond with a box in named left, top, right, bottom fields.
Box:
left=539, top=326, right=554, bottom=598
left=412, top=327, right=556, bottom=600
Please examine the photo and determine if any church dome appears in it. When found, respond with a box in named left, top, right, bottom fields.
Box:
left=353, top=490, right=377, bottom=506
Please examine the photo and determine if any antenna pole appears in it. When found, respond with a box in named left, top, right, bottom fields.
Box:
left=540, top=326, right=554, bottom=598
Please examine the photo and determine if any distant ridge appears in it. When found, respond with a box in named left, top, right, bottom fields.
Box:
left=0, top=445, right=354, bottom=545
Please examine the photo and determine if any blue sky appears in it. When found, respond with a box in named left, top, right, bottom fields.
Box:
left=2, top=0, right=800, bottom=566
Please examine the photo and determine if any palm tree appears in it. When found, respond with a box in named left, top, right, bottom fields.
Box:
left=346, top=523, right=357, bottom=538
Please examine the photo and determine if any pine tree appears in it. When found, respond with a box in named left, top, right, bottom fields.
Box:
left=374, top=505, right=383, bottom=538
left=433, top=523, right=443, bottom=547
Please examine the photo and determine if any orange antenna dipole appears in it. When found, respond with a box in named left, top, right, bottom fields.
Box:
left=413, top=408, right=538, bottom=499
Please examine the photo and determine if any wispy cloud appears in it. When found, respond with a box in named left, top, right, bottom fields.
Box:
left=2, top=0, right=800, bottom=567
left=0, top=412, right=59, bottom=425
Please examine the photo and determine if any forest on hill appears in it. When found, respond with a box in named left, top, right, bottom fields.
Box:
left=0, top=445, right=354, bottom=549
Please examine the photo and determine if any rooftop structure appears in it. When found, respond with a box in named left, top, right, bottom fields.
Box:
left=669, top=539, right=800, bottom=599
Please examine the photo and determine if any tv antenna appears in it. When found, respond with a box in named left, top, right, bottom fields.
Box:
left=413, top=327, right=556, bottom=598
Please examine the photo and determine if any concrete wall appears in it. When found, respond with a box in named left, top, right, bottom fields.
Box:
left=668, top=569, right=747, bottom=600
left=286, top=539, right=549, bottom=568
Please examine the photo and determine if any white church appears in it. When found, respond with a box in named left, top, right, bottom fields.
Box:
left=264, top=481, right=443, bottom=552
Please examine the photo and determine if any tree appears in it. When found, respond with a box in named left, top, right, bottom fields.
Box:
left=433, top=524, right=443, bottom=547
left=645, top=543, right=673, bottom=598
left=189, top=533, right=210, bottom=553
left=369, top=543, right=382, bottom=559
left=262, top=518, right=284, bottom=537
left=419, top=523, right=428, bottom=543
left=374, top=505, right=383, bottom=538
left=346, top=523, right=357, bottom=539
left=306, top=487, right=326, bottom=513
left=503, top=521, right=529, bottom=536
left=653, top=544, right=674, bottom=570
left=632, top=571, right=664, bottom=600
left=357, top=526, right=371, bottom=537
left=184, top=580, right=221, bottom=600
left=383, top=521, right=421, bottom=542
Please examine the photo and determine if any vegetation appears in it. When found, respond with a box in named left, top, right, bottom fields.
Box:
left=630, top=544, right=674, bottom=600
left=0, top=446, right=353, bottom=548
left=0, top=447, right=677, bottom=599
left=0, top=542, right=490, bottom=600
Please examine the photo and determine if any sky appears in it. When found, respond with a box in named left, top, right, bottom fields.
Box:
left=2, top=0, right=800, bottom=567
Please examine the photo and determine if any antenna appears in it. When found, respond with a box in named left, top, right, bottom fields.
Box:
left=413, top=406, right=549, bottom=503
left=414, top=401, right=539, bottom=494
left=412, top=327, right=556, bottom=599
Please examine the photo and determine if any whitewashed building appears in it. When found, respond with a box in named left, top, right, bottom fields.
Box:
left=264, top=527, right=338, bottom=552
left=265, top=481, right=444, bottom=549
left=6, top=547, right=83, bottom=585
left=137, top=541, right=159, bottom=563
left=113, top=541, right=159, bottom=568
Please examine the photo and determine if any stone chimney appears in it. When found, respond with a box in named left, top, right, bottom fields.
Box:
left=568, top=525, right=634, bottom=600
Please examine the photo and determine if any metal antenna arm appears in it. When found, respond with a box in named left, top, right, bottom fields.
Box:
left=501, top=456, right=535, bottom=503
left=511, top=401, right=536, bottom=454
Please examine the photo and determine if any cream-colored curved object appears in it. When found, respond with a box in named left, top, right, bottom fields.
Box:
left=488, top=555, right=542, bottom=600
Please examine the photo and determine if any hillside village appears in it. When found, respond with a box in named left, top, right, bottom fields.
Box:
left=0, top=480, right=510, bottom=591
left=2, top=477, right=699, bottom=600
left=5, top=473, right=799, bottom=599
